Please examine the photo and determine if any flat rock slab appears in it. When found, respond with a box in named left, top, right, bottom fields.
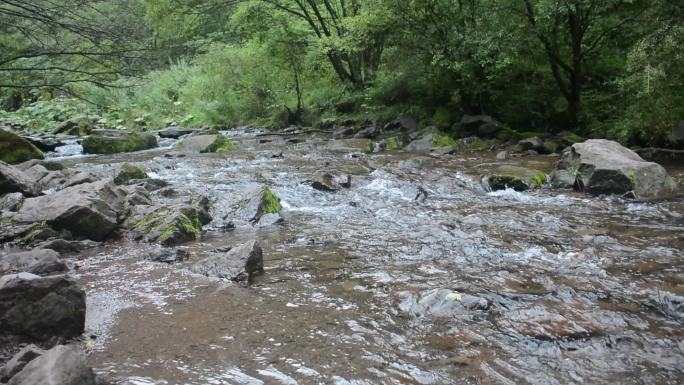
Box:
left=0, top=273, right=86, bottom=341
left=190, top=240, right=264, bottom=281
left=0, top=249, right=66, bottom=276
left=14, top=180, right=128, bottom=241
left=6, top=344, right=95, bottom=385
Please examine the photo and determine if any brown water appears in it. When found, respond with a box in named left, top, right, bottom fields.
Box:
left=58, top=130, right=683, bottom=384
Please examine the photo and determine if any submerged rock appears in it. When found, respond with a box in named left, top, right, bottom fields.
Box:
left=0, top=249, right=66, bottom=276
left=0, top=344, right=44, bottom=383
left=14, top=180, right=128, bottom=241
left=311, top=174, right=350, bottom=192
left=399, top=289, right=490, bottom=318
left=0, top=162, right=37, bottom=197
left=0, top=130, right=44, bottom=165
left=81, top=129, right=157, bottom=154
left=113, top=164, right=148, bottom=185
left=6, top=344, right=96, bottom=385
left=556, top=139, right=676, bottom=198
left=0, top=273, right=86, bottom=341
left=483, top=165, right=546, bottom=191
left=190, top=240, right=264, bottom=281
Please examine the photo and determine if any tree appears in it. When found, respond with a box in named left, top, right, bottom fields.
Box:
left=518, top=0, right=654, bottom=129
left=0, top=0, right=153, bottom=96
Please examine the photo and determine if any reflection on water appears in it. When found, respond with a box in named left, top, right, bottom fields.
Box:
left=58, top=132, right=683, bottom=384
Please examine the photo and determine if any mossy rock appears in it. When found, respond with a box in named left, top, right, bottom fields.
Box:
left=0, top=129, right=44, bottom=164
left=113, top=164, right=148, bottom=185
left=256, top=188, right=281, bottom=220
left=496, top=126, right=522, bottom=142
left=134, top=205, right=209, bottom=246
left=200, top=135, right=235, bottom=153
left=486, top=165, right=546, bottom=191
left=82, top=129, right=157, bottom=154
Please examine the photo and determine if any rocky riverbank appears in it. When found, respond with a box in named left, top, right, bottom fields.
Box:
left=0, top=123, right=682, bottom=384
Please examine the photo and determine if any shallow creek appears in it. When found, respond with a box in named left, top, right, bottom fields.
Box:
left=53, top=130, right=683, bottom=384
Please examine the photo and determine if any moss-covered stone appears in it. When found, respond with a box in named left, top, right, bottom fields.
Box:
left=52, top=115, right=97, bottom=136
left=134, top=205, right=206, bottom=246
left=82, top=130, right=157, bottom=154
left=200, top=135, right=235, bottom=153
left=257, top=188, right=281, bottom=219
left=487, top=165, right=546, bottom=191
left=0, top=130, right=44, bottom=164
left=113, top=164, right=148, bottom=185
left=385, top=136, right=402, bottom=151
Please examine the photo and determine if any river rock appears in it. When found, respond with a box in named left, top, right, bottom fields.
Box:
left=81, top=129, right=157, bottom=154
left=113, top=164, right=148, bottom=185
left=384, top=115, right=417, bottom=132
left=6, top=344, right=96, bottom=385
left=22, top=135, right=63, bottom=152
left=176, top=134, right=234, bottom=153
left=52, top=115, right=97, bottom=136
left=14, top=180, right=128, bottom=241
left=0, top=130, right=44, bottom=165
left=0, top=273, right=86, bottom=341
left=34, top=239, right=100, bottom=253
left=237, top=187, right=282, bottom=224
left=399, top=289, right=490, bottom=318
left=459, top=115, right=501, bottom=138
left=158, top=126, right=198, bottom=139
left=0, top=345, right=45, bottom=383
left=0, top=192, right=24, bottom=211
left=14, top=160, right=64, bottom=172
left=131, top=204, right=210, bottom=246
left=311, top=174, right=350, bottom=192
left=147, top=248, right=190, bottom=263
left=556, top=139, right=676, bottom=198
left=484, top=165, right=546, bottom=191
left=0, top=162, right=38, bottom=197
left=190, top=240, right=264, bottom=281
left=405, top=130, right=455, bottom=151
left=0, top=249, right=66, bottom=276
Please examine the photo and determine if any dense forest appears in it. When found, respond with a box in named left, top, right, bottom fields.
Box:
left=0, top=0, right=683, bottom=146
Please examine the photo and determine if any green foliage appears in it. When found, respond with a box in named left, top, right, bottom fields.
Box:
left=0, top=98, right=93, bottom=133
left=432, top=130, right=456, bottom=148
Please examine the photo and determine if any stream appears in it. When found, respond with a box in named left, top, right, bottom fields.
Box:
left=51, top=129, right=683, bottom=384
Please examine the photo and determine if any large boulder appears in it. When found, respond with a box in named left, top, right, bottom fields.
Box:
left=190, top=240, right=264, bottom=281
left=556, top=139, right=676, bottom=198
left=176, top=134, right=234, bottom=153
left=14, top=180, right=128, bottom=241
left=239, top=187, right=281, bottom=224
left=459, top=115, right=501, bottom=138
left=0, top=249, right=66, bottom=276
left=0, top=162, right=37, bottom=197
left=0, top=273, right=86, bottom=341
left=6, top=345, right=96, bottom=385
left=0, top=130, right=44, bottom=165
left=81, top=129, right=157, bottom=154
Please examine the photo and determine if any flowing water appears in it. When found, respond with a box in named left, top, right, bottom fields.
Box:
left=52, top=130, right=683, bottom=384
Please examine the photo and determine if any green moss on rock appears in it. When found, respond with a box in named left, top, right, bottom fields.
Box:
left=257, top=188, right=281, bottom=218
left=386, top=136, right=402, bottom=151
left=0, top=129, right=44, bottom=164
left=200, top=135, right=235, bottom=153
left=114, top=164, right=148, bottom=185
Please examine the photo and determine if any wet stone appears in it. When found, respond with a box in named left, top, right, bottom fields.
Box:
left=190, top=240, right=264, bottom=281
